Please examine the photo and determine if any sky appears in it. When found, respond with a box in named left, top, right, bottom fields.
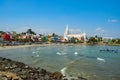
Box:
left=0, top=0, right=120, bottom=38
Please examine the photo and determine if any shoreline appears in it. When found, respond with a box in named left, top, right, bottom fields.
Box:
left=0, top=43, right=68, bottom=50
left=0, top=43, right=87, bottom=50
left=0, top=43, right=120, bottom=50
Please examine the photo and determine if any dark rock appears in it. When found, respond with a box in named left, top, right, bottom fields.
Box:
left=78, top=76, right=88, bottom=80
left=7, top=76, right=12, bottom=80
left=2, top=58, right=6, bottom=61
left=13, top=78, right=19, bottom=80
left=0, top=57, right=87, bottom=80
left=40, top=69, right=46, bottom=76
left=2, top=77, right=8, bottom=80
left=20, top=75, right=27, bottom=79
left=53, top=71, right=63, bottom=79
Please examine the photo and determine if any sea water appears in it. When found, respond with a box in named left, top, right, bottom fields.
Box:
left=0, top=45, right=120, bottom=80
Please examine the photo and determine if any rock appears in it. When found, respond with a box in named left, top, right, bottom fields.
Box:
left=0, top=57, right=87, bottom=80
left=13, top=78, right=19, bottom=80
left=7, top=76, right=12, bottom=80
left=2, top=58, right=6, bottom=61
left=40, top=69, right=46, bottom=76
left=25, top=66, right=29, bottom=69
left=53, top=71, right=63, bottom=79
left=1, top=77, right=8, bottom=80
left=5, top=66, right=9, bottom=69
left=20, top=75, right=27, bottom=79
left=78, top=76, right=88, bottom=80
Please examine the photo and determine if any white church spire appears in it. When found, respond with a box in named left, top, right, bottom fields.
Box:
left=64, top=24, right=87, bottom=42
left=66, top=24, right=69, bottom=35
left=64, top=24, right=69, bottom=40
left=64, top=24, right=69, bottom=37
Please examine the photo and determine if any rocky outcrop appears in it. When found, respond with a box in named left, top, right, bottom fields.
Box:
left=0, top=57, right=87, bottom=80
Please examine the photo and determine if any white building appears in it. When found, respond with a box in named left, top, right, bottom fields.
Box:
left=64, top=24, right=87, bottom=41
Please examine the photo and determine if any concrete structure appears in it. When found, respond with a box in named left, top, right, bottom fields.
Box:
left=64, top=24, right=87, bottom=41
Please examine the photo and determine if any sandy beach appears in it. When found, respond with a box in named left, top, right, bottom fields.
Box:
left=0, top=43, right=87, bottom=50
left=0, top=43, right=65, bottom=50
left=0, top=44, right=39, bottom=50
left=0, top=42, right=120, bottom=51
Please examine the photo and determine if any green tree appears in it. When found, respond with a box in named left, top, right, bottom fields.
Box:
left=95, top=35, right=98, bottom=38
left=41, top=36, right=48, bottom=42
left=52, top=33, right=55, bottom=37
left=0, top=31, right=5, bottom=34
left=88, top=37, right=97, bottom=44
left=116, top=39, right=120, bottom=44
left=111, top=39, right=116, bottom=43
left=98, top=37, right=102, bottom=42
left=26, top=29, right=36, bottom=35
left=69, top=37, right=75, bottom=43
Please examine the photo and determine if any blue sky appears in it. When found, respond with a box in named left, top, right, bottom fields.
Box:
left=0, top=0, right=120, bottom=38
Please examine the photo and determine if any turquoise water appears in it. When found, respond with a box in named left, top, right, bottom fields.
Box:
left=0, top=45, right=120, bottom=80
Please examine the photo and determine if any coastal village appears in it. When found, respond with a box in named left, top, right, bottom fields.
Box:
left=0, top=25, right=120, bottom=46
left=0, top=25, right=120, bottom=80
left=0, top=0, right=120, bottom=80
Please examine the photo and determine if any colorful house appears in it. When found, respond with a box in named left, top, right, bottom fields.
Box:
left=3, top=32, right=11, bottom=41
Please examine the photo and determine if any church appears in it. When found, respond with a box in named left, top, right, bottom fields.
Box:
left=64, top=24, right=87, bottom=41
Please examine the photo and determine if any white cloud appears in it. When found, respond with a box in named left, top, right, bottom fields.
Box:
left=95, top=27, right=106, bottom=37
left=34, top=28, right=52, bottom=34
left=108, top=19, right=118, bottom=23
left=96, top=27, right=105, bottom=32
left=96, top=28, right=101, bottom=31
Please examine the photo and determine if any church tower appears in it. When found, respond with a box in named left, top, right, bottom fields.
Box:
left=64, top=24, right=69, bottom=40
left=64, top=24, right=69, bottom=36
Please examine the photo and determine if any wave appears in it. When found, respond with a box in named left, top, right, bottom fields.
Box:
left=32, top=50, right=40, bottom=57
left=61, top=67, right=80, bottom=80
left=32, top=51, right=36, bottom=54
left=61, top=67, right=67, bottom=76
left=56, top=52, right=67, bottom=55
left=97, top=57, right=105, bottom=62
left=74, top=52, right=78, bottom=56
left=36, top=55, right=39, bottom=57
